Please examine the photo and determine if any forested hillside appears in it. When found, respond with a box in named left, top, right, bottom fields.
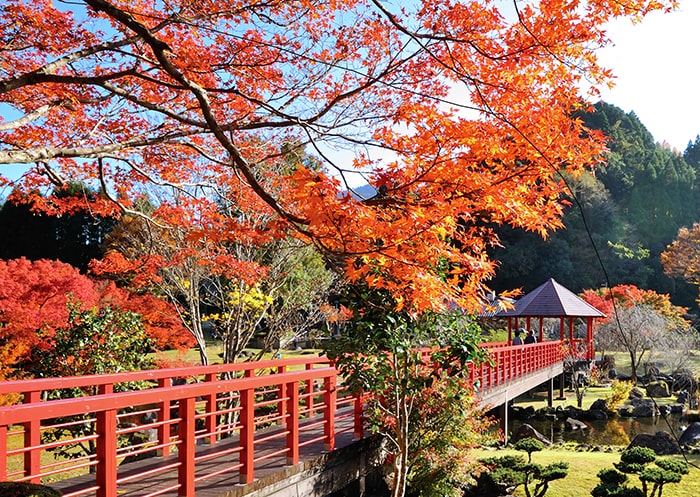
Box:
left=490, top=102, right=700, bottom=314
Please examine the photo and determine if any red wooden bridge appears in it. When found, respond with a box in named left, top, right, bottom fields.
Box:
left=0, top=341, right=566, bottom=497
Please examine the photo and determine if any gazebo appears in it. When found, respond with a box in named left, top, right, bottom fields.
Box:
left=496, top=278, right=606, bottom=360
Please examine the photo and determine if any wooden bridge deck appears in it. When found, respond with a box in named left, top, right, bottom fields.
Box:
left=51, top=410, right=358, bottom=497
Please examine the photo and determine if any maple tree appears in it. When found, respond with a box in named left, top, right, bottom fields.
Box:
left=581, top=284, right=689, bottom=383
left=0, top=257, right=192, bottom=384
left=661, top=222, right=700, bottom=300
left=93, top=179, right=335, bottom=364
left=0, top=0, right=678, bottom=315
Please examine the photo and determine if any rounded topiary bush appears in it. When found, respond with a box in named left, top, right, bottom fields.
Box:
left=0, top=482, right=61, bottom=497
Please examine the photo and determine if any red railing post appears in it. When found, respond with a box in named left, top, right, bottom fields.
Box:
left=277, top=365, right=288, bottom=425
left=353, top=394, right=364, bottom=440
left=0, top=424, right=7, bottom=481
left=323, top=374, right=336, bottom=451
left=177, top=397, right=196, bottom=497
left=239, top=385, right=255, bottom=484
left=305, top=363, right=315, bottom=417
left=157, top=378, right=171, bottom=457
left=96, top=408, right=118, bottom=497
left=286, top=381, right=299, bottom=465
left=22, top=390, right=41, bottom=483
left=204, top=373, right=217, bottom=445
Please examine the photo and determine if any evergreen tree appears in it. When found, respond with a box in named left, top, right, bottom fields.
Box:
left=492, top=102, right=699, bottom=312
left=0, top=184, right=116, bottom=272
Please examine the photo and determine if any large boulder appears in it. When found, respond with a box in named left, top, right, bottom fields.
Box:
left=583, top=409, right=609, bottom=421
left=590, top=398, right=609, bottom=411
left=510, top=423, right=551, bottom=446
left=565, top=417, right=588, bottom=431
left=679, top=422, right=700, bottom=447
left=627, top=431, right=681, bottom=455
left=560, top=405, right=585, bottom=420
left=630, top=399, right=660, bottom=418
left=672, top=370, right=696, bottom=393
left=628, top=387, right=645, bottom=400
left=618, top=405, right=635, bottom=417
left=511, top=405, right=536, bottom=420
left=646, top=381, right=671, bottom=398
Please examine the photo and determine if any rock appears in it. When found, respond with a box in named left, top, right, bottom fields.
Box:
left=618, top=405, right=635, bottom=417
left=631, top=399, right=659, bottom=418
left=590, top=398, right=609, bottom=411
left=617, top=373, right=632, bottom=382
left=628, top=431, right=681, bottom=455
left=565, top=417, right=588, bottom=431
left=629, top=387, right=645, bottom=400
left=510, top=423, right=551, bottom=446
left=668, top=403, right=685, bottom=414
left=672, top=370, right=696, bottom=394
left=658, top=405, right=672, bottom=416
left=0, top=482, right=61, bottom=497
left=562, top=405, right=585, bottom=420
left=511, top=405, right=536, bottom=420
left=583, top=409, right=609, bottom=421
left=140, top=411, right=158, bottom=424
left=679, top=422, right=700, bottom=447
left=646, top=381, right=671, bottom=398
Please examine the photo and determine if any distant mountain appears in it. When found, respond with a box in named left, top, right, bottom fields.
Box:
left=347, top=183, right=376, bottom=200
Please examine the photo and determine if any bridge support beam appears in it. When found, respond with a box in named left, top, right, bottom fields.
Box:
left=557, top=372, right=566, bottom=400
left=498, top=402, right=508, bottom=445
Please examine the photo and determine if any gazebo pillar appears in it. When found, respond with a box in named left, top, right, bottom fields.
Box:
left=569, top=318, right=575, bottom=352
left=559, top=318, right=565, bottom=341
left=586, top=316, right=594, bottom=360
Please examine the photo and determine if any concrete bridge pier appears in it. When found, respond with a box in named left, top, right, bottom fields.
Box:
left=486, top=364, right=564, bottom=444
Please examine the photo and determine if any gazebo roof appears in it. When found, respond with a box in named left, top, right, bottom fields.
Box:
left=496, top=278, right=605, bottom=318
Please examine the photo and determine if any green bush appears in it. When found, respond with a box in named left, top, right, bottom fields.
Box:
left=476, top=438, right=568, bottom=497
left=591, top=446, right=688, bottom=497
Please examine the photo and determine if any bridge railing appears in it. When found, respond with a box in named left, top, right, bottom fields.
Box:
left=466, top=340, right=565, bottom=392
left=0, top=356, right=363, bottom=497
left=0, top=342, right=564, bottom=497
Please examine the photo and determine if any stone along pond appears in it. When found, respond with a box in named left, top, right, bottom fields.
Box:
left=508, top=382, right=698, bottom=449
left=511, top=411, right=688, bottom=447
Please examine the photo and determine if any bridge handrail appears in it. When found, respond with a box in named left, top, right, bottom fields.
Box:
left=466, top=340, right=565, bottom=393
left=0, top=355, right=331, bottom=396
left=0, top=356, right=356, bottom=497
left=0, top=341, right=565, bottom=497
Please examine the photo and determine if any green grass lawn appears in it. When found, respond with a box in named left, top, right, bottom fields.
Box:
left=470, top=446, right=700, bottom=497
left=601, top=349, right=700, bottom=377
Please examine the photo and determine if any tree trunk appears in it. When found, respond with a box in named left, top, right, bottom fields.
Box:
left=629, top=351, right=637, bottom=385
left=187, top=295, right=209, bottom=365
left=391, top=405, right=409, bottom=497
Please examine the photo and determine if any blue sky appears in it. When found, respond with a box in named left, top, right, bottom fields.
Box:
left=597, top=0, right=700, bottom=151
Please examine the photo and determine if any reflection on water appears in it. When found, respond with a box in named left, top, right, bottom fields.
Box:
left=510, top=414, right=689, bottom=446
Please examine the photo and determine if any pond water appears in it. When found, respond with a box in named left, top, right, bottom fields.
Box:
left=510, top=414, right=688, bottom=446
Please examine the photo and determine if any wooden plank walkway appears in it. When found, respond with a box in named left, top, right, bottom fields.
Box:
left=50, top=410, right=359, bottom=497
